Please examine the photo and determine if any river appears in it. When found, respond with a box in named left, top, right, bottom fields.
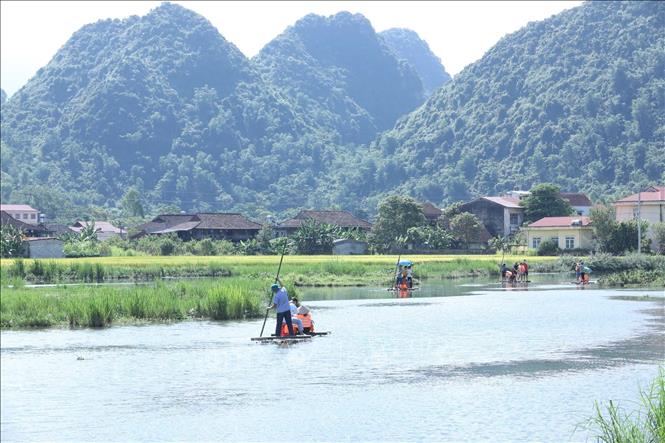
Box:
left=1, top=277, right=663, bottom=441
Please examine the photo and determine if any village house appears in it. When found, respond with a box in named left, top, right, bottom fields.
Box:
left=421, top=202, right=443, bottom=225
left=131, top=213, right=261, bottom=242
left=458, top=191, right=593, bottom=238
left=458, top=196, right=525, bottom=238
left=70, top=221, right=124, bottom=241
left=613, top=185, right=665, bottom=245
left=275, top=210, right=372, bottom=237
left=522, top=216, right=594, bottom=251
left=43, top=223, right=77, bottom=237
left=560, top=193, right=593, bottom=216
left=0, top=210, right=51, bottom=237
left=0, top=204, right=40, bottom=225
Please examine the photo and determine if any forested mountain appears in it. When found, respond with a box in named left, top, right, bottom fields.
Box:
left=380, top=28, right=451, bottom=96
left=1, top=2, right=663, bottom=223
left=253, top=12, right=426, bottom=144
left=357, top=1, right=664, bottom=208
left=0, top=3, right=340, bottom=218
left=0, top=89, right=6, bottom=105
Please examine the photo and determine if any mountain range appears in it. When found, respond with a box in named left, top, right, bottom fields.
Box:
left=1, top=1, right=662, bottom=222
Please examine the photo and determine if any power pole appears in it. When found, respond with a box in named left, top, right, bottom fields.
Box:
left=637, top=190, right=642, bottom=254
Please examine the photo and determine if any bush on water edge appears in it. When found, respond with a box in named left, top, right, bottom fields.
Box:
left=598, top=269, right=665, bottom=287
left=581, top=367, right=665, bottom=442
left=0, top=279, right=285, bottom=329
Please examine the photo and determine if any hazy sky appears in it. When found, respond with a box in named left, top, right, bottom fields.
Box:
left=1, top=1, right=582, bottom=96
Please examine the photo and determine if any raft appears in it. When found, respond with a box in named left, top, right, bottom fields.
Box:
left=251, top=335, right=312, bottom=342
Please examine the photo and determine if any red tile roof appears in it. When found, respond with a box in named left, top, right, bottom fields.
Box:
left=615, top=186, right=665, bottom=203
left=527, top=216, right=591, bottom=228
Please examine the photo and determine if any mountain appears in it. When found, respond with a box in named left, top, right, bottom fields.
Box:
left=0, top=3, right=337, bottom=217
left=360, top=1, right=665, bottom=207
left=380, top=28, right=451, bottom=96
left=0, top=89, right=6, bottom=105
left=253, top=12, right=426, bottom=144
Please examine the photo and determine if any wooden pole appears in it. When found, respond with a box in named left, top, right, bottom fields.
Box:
left=259, top=239, right=289, bottom=337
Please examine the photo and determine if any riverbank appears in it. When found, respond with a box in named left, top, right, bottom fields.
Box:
left=0, top=255, right=558, bottom=286
left=0, top=278, right=277, bottom=328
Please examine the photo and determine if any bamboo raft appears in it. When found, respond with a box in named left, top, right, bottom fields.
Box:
left=250, top=331, right=331, bottom=342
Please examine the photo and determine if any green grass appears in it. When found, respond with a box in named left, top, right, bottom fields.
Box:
left=0, top=278, right=280, bottom=328
left=583, top=368, right=665, bottom=442
left=0, top=255, right=557, bottom=286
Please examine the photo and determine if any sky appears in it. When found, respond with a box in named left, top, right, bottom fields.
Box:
left=0, top=1, right=582, bottom=96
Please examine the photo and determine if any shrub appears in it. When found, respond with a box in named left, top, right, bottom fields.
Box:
left=538, top=239, right=560, bottom=256
left=159, top=239, right=176, bottom=256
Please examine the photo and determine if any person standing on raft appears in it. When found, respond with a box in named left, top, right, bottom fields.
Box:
left=268, top=277, right=294, bottom=336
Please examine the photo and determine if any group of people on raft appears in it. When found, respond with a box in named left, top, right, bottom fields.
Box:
left=500, top=260, right=529, bottom=283
left=574, top=261, right=592, bottom=284
left=395, top=263, right=414, bottom=289
left=268, top=277, right=314, bottom=336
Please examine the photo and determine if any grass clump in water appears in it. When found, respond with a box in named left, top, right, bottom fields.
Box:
left=1, top=278, right=269, bottom=329
left=582, top=368, right=665, bottom=442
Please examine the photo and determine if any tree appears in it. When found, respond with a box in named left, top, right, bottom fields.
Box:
left=291, top=220, right=341, bottom=254
left=120, top=187, right=145, bottom=218
left=79, top=221, right=99, bottom=243
left=406, top=225, right=454, bottom=250
left=449, top=212, right=483, bottom=248
left=521, top=183, right=573, bottom=223
left=609, top=220, right=649, bottom=254
left=537, top=239, right=560, bottom=256
left=652, top=222, right=665, bottom=255
left=0, top=224, right=24, bottom=258
left=439, top=202, right=464, bottom=229
left=590, top=205, right=617, bottom=252
left=254, top=224, right=276, bottom=254
left=371, top=195, right=427, bottom=252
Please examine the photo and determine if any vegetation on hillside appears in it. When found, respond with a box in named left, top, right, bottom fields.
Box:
left=1, top=2, right=663, bottom=222
left=362, top=1, right=664, bottom=207
left=254, top=12, right=426, bottom=144
left=380, top=28, right=451, bottom=96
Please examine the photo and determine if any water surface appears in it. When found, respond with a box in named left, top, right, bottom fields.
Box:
left=2, top=279, right=663, bottom=441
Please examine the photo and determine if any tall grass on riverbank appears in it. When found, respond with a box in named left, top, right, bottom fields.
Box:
left=584, top=368, right=665, bottom=442
left=0, top=279, right=278, bottom=328
left=0, top=255, right=557, bottom=286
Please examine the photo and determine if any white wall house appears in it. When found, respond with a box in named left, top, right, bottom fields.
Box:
left=0, top=204, right=39, bottom=225
left=523, top=217, right=594, bottom=251
left=614, top=186, right=665, bottom=245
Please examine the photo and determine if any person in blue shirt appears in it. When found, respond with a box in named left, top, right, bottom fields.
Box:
left=268, top=277, right=294, bottom=336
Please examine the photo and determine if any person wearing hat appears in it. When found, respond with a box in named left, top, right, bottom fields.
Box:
left=268, top=277, right=294, bottom=336
left=288, top=298, right=305, bottom=334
